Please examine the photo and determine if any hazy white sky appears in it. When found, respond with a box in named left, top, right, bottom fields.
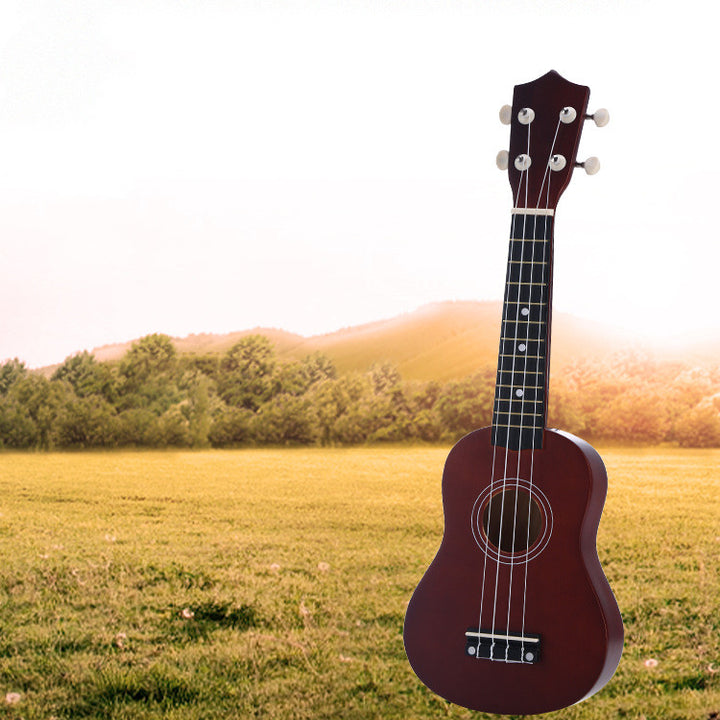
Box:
left=1, top=0, right=718, bottom=367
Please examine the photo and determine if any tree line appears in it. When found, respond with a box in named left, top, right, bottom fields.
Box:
left=0, top=333, right=718, bottom=449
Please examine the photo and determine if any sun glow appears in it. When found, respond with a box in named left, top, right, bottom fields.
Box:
left=0, top=2, right=718, bottom=367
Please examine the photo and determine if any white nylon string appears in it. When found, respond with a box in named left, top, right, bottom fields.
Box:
left=515, top=116, right=562, bottom=659
left=489, top=120, right=532, bottom=661
left=499, top=170, right=530, bottom=661
left=476, top=120, right=531, bottom=661
left=476, top=111, right=564, bottom=662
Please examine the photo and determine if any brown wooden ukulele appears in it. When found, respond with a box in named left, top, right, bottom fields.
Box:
left=403, top=71, right=623, bottom=715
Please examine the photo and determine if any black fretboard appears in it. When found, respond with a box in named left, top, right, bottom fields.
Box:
left=491, top=211, right=553, bottom=450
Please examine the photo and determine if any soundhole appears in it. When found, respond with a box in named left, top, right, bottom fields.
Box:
left=482, top=488, right=542, bottom=554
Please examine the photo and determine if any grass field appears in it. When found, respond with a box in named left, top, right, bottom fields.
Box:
left=0, top=446, right=718, bottom=719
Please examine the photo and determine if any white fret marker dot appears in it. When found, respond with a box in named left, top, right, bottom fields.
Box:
left=521, top=307, right=530, bottom=316
left=518, top=343, right=526, bottom=351
left=515, top=389, right=524, bottom=397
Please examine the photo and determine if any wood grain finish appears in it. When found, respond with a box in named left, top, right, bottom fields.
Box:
left=404, top=427, right=623, bottom=714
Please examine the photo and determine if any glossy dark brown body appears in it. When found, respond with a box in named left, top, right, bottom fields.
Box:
left=404, top=427, right=623, bottom=715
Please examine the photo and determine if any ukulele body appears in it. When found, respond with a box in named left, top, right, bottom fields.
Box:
left=403, top=426, right=623, bottom=715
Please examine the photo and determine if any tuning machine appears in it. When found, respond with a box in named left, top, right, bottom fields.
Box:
left=586, top=108, right=609, bottom=127
left=576, top=157, right=601, bottom=175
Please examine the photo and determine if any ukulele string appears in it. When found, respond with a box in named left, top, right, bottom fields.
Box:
left=477, top=118, right=530, bottom=661
left=501, top=193, right=531, bottom=661
left=490, top=117, right=532, bottom=661
left=515, top=116, right=561, bottom=659
left=502, top=115, right=555, bottom=659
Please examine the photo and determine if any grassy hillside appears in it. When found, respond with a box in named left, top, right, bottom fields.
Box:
left=79, top=301, right=654, bottom=382
left=0, top=447, right=717, bottom=719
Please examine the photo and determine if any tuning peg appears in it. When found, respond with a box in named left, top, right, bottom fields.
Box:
left=576, top=157, right=601, bottom=175
left=499, top=105, right=512, bottom=125
left=586, top=108, right=610, bottom=127
left=496, top=150, right=509, bottom=170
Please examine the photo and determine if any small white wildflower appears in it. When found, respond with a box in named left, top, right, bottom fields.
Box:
left=317, top=562, right=330, bottom=572
left=4, top=692, right=21, bottom=705
left=115, top=632, right=127, bottom=649
left=269, top=563, right=281, bottom=573
left=644, top=658, right=658, bottom=668
left=180, top=608, right=195, bottom=620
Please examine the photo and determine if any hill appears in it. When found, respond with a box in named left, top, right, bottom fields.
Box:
left=74, top=300, right=690, bottom=382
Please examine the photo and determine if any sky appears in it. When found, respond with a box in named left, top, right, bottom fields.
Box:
left=0, top=0, right=718, bottom=368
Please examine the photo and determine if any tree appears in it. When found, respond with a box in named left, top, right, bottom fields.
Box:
left=673, top=398, right=720, bottom=447
left=0, top=359, right=27, bottom=395
left=311, top=374, right=374, bottom=444
left=116, top=408, right=157, bottom=446
left=435, top=370, right=495, bottom=441
left=52, top=351, right=116, bottom=401
left=370, top=362, right=401, bottom=395
left=253, top=393, right=319, bottom=445
left=0, top=395, right=38, bottom=447
left=593, top=384, right=671, bottom=443
left=56, top=395, right=118, bottom=448
left=120, top=334, right=178, bottom=382
left=218, top=335, right=276, bottom=410
left=208, top=406, right=254, bottom=447
left=10, top=374, right=69, bottom=448
left=156, top=406, right=192, bottom=447
left=117, top=334, right=181, bottom=413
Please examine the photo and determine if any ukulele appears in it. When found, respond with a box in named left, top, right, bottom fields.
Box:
left=403, top=71, right=623, bottom=715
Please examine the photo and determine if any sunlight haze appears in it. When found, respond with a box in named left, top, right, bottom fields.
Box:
left=0, top=0, right=717, bottom=367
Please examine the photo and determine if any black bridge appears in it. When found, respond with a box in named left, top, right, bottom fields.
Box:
left=465, top=628, right=542, bottom=663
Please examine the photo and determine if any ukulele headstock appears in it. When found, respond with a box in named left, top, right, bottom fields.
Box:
left=501, top=71, right=591, bottom=211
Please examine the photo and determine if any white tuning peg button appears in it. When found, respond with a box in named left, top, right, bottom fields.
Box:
left=499, top=105, right=512, bottom=125
left=578, top=157, right=601, bottom=175
left=496, top=150, right=509, bottom=170
left=589, top=108, right=610, bottom=127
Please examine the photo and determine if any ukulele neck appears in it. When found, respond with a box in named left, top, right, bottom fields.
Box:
left=491, top=209, right=554, bottom=451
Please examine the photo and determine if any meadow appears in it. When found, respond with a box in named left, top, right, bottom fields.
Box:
left=0, top=446, right=718, bottom=719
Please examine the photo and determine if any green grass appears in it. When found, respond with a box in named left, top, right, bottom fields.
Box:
left=0, top=447, right=718, bottom=719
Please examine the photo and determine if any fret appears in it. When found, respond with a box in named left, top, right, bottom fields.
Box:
left=505, top=281, right=546, bottom=287
left=502, top=315, right=546, bottom=327
left=495, top=389, right=545, bottom=403
left=495, top=406, right=545, bottom=414
left=498, top=353, right=543, bottom=359
left=494, top=413, right=544, bottom=421
left=496, top=384, right=544, bottom=389
left=509, top=214, right=553, bottom=240
left=504, top=300, right=546, bottom=306
left=499, top=341, right=544, bottom=357
left=509, top=239, right=551, bottom=262
left=505, top=285, right=548, bottom=304
left=510, top=228, right=552, bottom=242
left=498, top=354, right=546, bottom=362
left=494, top=397, right=544, bottom=404
left=497, top=373, right=544, bottom=381
left=491, top=425, right=544, bottom=449
left=497, top=356, right=546, bottom=364
left=506, top=263, right=547, bottom=284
